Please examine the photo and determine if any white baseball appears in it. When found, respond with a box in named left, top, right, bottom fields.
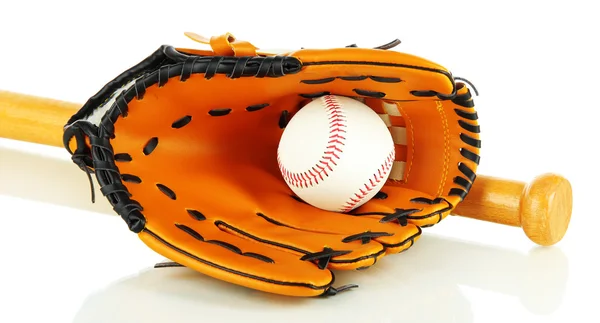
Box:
left=277, top=95, right=395, bottom=212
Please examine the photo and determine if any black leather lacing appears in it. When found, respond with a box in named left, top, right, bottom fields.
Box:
left=406, top=80, right=481, bottom=204
left=448, top=83, right=481, bottom=201
left=65, top=45, right=301, bottom=127
left=300, top=247, right=352, bottom=270
left=176, top=224, right=275, bottom=264
left=342, top=231, right=393, bottom=244
left=379, top=208, right=421, bottom=226
left=62, top=46, right=302, bottom=233
left=322, top=284, right=359, bottom=296
left=154, top=261, right=184, bottom=268
left=345, top=38, right=401, bottom=50
left=64, top=123, right=96, bottom=202
left=454, top=77, right=479, bottom=96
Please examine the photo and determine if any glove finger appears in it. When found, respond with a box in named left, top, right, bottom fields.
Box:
left=139, top=218, right=336, bottom=297
left=221, top=217, right=384, bottom=271
left=351, top=186, right=453, bottom=228
left=257, top=190, right=421, bottom=259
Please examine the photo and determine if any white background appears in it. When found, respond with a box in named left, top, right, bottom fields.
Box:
left=1, top=1, right=598, bottom=322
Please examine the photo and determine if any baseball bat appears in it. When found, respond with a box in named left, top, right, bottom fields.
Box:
left=0, top=90, right=572, bottom=246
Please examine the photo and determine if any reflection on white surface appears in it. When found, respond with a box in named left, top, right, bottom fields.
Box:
left=71, top=235, right=568, bottom=323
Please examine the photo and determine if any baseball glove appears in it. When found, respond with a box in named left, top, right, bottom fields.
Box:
left=62, top=32, right=481, bottom=297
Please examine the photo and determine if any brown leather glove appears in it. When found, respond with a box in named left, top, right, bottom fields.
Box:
left=63, top=32, right=480, bottom=297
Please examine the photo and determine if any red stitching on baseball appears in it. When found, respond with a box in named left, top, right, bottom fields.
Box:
left=340, top=149, right=396, bottom=212
left=278, top=95, right=347, bottom=188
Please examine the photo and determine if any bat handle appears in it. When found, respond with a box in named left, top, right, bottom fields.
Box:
left=453, top=173, right=573, bottom=246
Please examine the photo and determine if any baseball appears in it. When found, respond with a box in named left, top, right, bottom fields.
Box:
left=277, top=95, right=395, bottom=212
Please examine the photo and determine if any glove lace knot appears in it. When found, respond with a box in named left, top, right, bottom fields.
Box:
left=300, top=247, right=352, bottom=270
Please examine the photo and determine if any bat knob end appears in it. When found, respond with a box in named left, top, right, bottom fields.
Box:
left=521, top=173, right=573, bottom=246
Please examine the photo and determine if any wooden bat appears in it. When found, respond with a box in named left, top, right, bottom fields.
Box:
left=0, top=90, right=572, bottom=246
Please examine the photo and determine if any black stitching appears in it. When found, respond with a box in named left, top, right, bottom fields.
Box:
left=175, top=224, right=204, bottom=241
left=338, top=75, right=367, bottom=81
left=455, top=109, right=478, bottom=120
left=256, top=212, right=294, bottom=228
left=115, top=93, right=128, bottom=118
left=143, top=137, right=158, bottom=155
left=121, top=174, right=141, bottom=184
left=275, top=57, right=287, bottom=77
left=410, top=197, right=444, bottom=205
left=379, top=227, right=421, bottom=250
left=145, top=228, right=330, bottom=290
left=330, top=248, right=385, bottom=265
left=354, top=200, right=452, bottom=221
left=205, top=56, right=224, bottom=79
left=459, top=120, right=480, bottom=133
left=172, top=115, right=192, bottom=128
left=256, top=56, right=274, bottom=77
left=154, top=261, right=183, bottom=268
left=322, top=284, right=359, bottom=296
left=179, top=223, right=274, bottom=264
left=114, top=153, right=132, bottom=162
left=449, top=188, right=468, bottom=200
left=93, top=161, right=118, bottom=172
left=369, top=76, right=402, bottom=83
left=246, top=103, right=269, bottom=112
left=217, top=219, right=386, bottom=267
left=99, top=117, right=115, bottom=138
left=373, top=191, right=388, bottom=199
left=229, top=56, right=250, bottom=78
left=300, top=91, right=330, bottom=99
left=134, top=79, right=146, bottom=100
left=379, top=208, right=421, bottom=225
left=460, top=148, right=481, bottom=165
left=353, top=89, right=386, bottom=98
left=157, top=66, right=169, bottom=87
left=206, top=240, right=242, bottom=254
left=156, top=183, right=176, bottom=200
left=342, top=231, right=393, bottom=244
left=100, top=183, right=129, bottom=197
left=454, top=176, right=473, bottom=190
left=187, top=209, right=206, bottom=221
left=216, top=220, right=308, bottom=254
left=452, top=90, right=475, bottom=107
left=209, top=108, right=232, bottom=116
left=66, top=49, right=303, bottom=127
left=303, top=60, right=446, bottom=75
left=300, top=247, right=352, bottom=270
left=460, top=133, right=481, bottom=148
left=458, top=162, right=476, bottom=182
left=301, top=77, right=335, bottom=84
left=279, top=110, right=289, bottom=128
left=243, top=252, right=275, bottom=264
left=180, top=56, right=197, bottom=82
left=410, top=90, right=437, bottom=97
left=454, top=98, right=475, bottom=108
left=374, top=39, right=402, bottom=50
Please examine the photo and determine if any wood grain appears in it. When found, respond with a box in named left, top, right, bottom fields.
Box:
left=0, top=90, right=79, bottom=147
